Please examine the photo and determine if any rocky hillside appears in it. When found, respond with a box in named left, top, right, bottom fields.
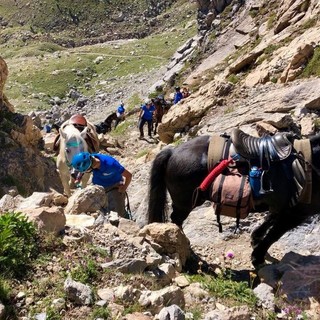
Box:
left=0, top=0, right=320, bottom=319
left=0, top=0, right=189, bottom=46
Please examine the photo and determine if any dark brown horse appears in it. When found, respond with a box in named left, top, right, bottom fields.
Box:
left=152, top=97, right=170, bottom=135
left=147, top=132, right=320, bottom=267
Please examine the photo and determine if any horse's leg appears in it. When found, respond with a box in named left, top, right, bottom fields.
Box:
left=57, top=156, right=71, bottom=197
left=251, top=208, right=308, bottom=267
left=153, top=119, right=158, bottom=135
left=251, top=213, right=275, bottom=249
left=171, top=203, right=192, bottom=227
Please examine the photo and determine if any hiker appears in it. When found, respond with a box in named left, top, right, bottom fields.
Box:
left=71, top=151, right=132, bottom=218
left=115, top=102, right=125, bottom=128
left=173, top=86, right=183, bottom=104
left=138, top=98, right=156, bottom=139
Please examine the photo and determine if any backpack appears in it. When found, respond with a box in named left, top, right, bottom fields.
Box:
left=211, top=166, right=253, bottom=232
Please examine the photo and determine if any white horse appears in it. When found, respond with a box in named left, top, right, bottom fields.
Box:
left=56, top=120, right=99, bottom=196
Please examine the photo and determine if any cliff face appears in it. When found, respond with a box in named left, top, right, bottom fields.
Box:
left=0, top=57, right=62, bottom=197
left=157, top=0, right=320, bottom=142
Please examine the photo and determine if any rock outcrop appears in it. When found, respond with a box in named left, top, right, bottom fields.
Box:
left=0, top=56, right=63, bottom=197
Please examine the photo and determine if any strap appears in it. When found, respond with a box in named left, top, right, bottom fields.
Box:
left=216, top=204, right=223, bottom=233
left=125, top=191, right=133, bottom=220
left=235, top=175, right=246, bottom=231
left=223, top=138, right=232, bottom=160
left=207, top=135, right=227, bottom=170
left=216, top=173, right=226, bottom=233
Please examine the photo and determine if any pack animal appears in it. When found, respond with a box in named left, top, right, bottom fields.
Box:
left=153, top=97, right=170, bottom=135
left=56, top=118, right=99, bottom=196
left=147, top=129, right=320, bottom=267
left=95, top=112, right=120, bottom=134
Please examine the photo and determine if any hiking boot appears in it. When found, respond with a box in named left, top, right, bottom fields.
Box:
left=139, top=135, right=144, bottom=140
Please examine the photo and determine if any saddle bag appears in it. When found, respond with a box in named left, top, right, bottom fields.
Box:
left=211, top=167, right=253, bottom=232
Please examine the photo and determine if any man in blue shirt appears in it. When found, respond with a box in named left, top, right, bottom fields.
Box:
left=115, top=102, right=125, bottom=128
left=138, top=99, right=156, bottom=139
left=173, top=86, right=183, bottom=104
left=71, top=152, right=132, bottom=217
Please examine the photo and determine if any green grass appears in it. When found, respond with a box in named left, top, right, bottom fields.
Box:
left=136, top=148, right=149, bottom=158
left=187, top=273, right=258, bottom=308
left=301, top=47, right=320, bottom=78
left=127, top=93, right=143, bottom=111
left=91, top=306, right=111, bottom=319
left=3, top=25, right=196, bottom=113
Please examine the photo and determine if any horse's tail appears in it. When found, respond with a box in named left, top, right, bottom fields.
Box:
left=148, top=148, right=172, bottom=223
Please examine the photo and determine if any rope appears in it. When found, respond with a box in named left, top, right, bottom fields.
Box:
left=125, top=191, right=133, bottom=220
left=105, top=187, right=133, bottom=220
left=199, top=158, right=235, bottom=191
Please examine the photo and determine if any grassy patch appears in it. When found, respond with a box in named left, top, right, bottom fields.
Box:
left=301, top=47, right=320, bottom=78
left=301, top=17, right=317, bottom=30
left=4, top=25, right=196, bottom=113
left=127, top=93, right=143, bottom=111
left=70, top=258, right=100, bottom=284
left=267, top=13, right=277, bottom=30
left=186, top=307, right=202, bottom=320
left=91, top=306, right=111, bottom=319
left=110, top=120, right=134, bottom=136
left=136, top=148, right=149, bottom=158
left=227, top=74, right=239, bottom=84
left=188, top=273, right=257, bottom=308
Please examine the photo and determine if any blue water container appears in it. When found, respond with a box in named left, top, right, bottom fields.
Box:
left=249, top=166, right=262, bottom=198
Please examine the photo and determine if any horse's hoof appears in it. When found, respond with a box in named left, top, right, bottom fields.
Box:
left=251, top=256, right=266, bottom=270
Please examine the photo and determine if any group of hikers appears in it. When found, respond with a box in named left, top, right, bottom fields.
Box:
left=52, top=85, right=190, bottom=218
left=115, top=86, right=190, bottom=139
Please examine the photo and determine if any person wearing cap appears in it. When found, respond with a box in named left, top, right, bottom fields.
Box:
left=71, top=151, right=132, bottom=217
left=173, top=86, right=183, bottom=104
left=138, top=98, right=156, bottom=139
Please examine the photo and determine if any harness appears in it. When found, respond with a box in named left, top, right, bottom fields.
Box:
left=65, top=140, right=84, bottom=168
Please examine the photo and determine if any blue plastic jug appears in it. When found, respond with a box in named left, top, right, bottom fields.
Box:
left=249, top=166, right=262, bottom=198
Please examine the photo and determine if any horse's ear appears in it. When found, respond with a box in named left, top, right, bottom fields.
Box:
left=81, top=127, right=88, bottom=138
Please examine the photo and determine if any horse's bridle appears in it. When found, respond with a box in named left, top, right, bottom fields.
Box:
left=65, top=140, right=84, bottom=168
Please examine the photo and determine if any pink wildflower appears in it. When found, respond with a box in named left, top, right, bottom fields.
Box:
left=225, top=250, right=235, bottom=259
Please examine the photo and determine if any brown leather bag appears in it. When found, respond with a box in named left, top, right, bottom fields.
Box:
left=211, top=167, right=253, bottom=232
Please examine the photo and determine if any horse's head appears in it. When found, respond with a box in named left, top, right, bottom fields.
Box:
left=59, top=124, right=89, bottom=167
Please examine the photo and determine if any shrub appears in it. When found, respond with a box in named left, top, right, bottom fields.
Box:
left=301, top=47, right=320, bottom=78
left=91, top=306, right=111, bottom=319
left=70, top=258, right=100, bottom=284
left=0, top=212, right=38, bottom=276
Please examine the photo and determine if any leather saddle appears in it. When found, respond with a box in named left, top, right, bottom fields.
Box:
left=230, top=128, right=294, bottom=165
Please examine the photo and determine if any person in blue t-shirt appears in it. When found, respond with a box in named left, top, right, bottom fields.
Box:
left=138, top=98, right=156, bottom=139
left=71, top=152, right=132, bottom=217
left=115, top=102, right=125, bottom=128
left=173, top=86, right=183, bottom=104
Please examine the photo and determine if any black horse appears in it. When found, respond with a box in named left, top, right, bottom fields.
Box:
left=147, top=133, right=320, bottom=267
left=95, top=112, right=119, bottom=134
